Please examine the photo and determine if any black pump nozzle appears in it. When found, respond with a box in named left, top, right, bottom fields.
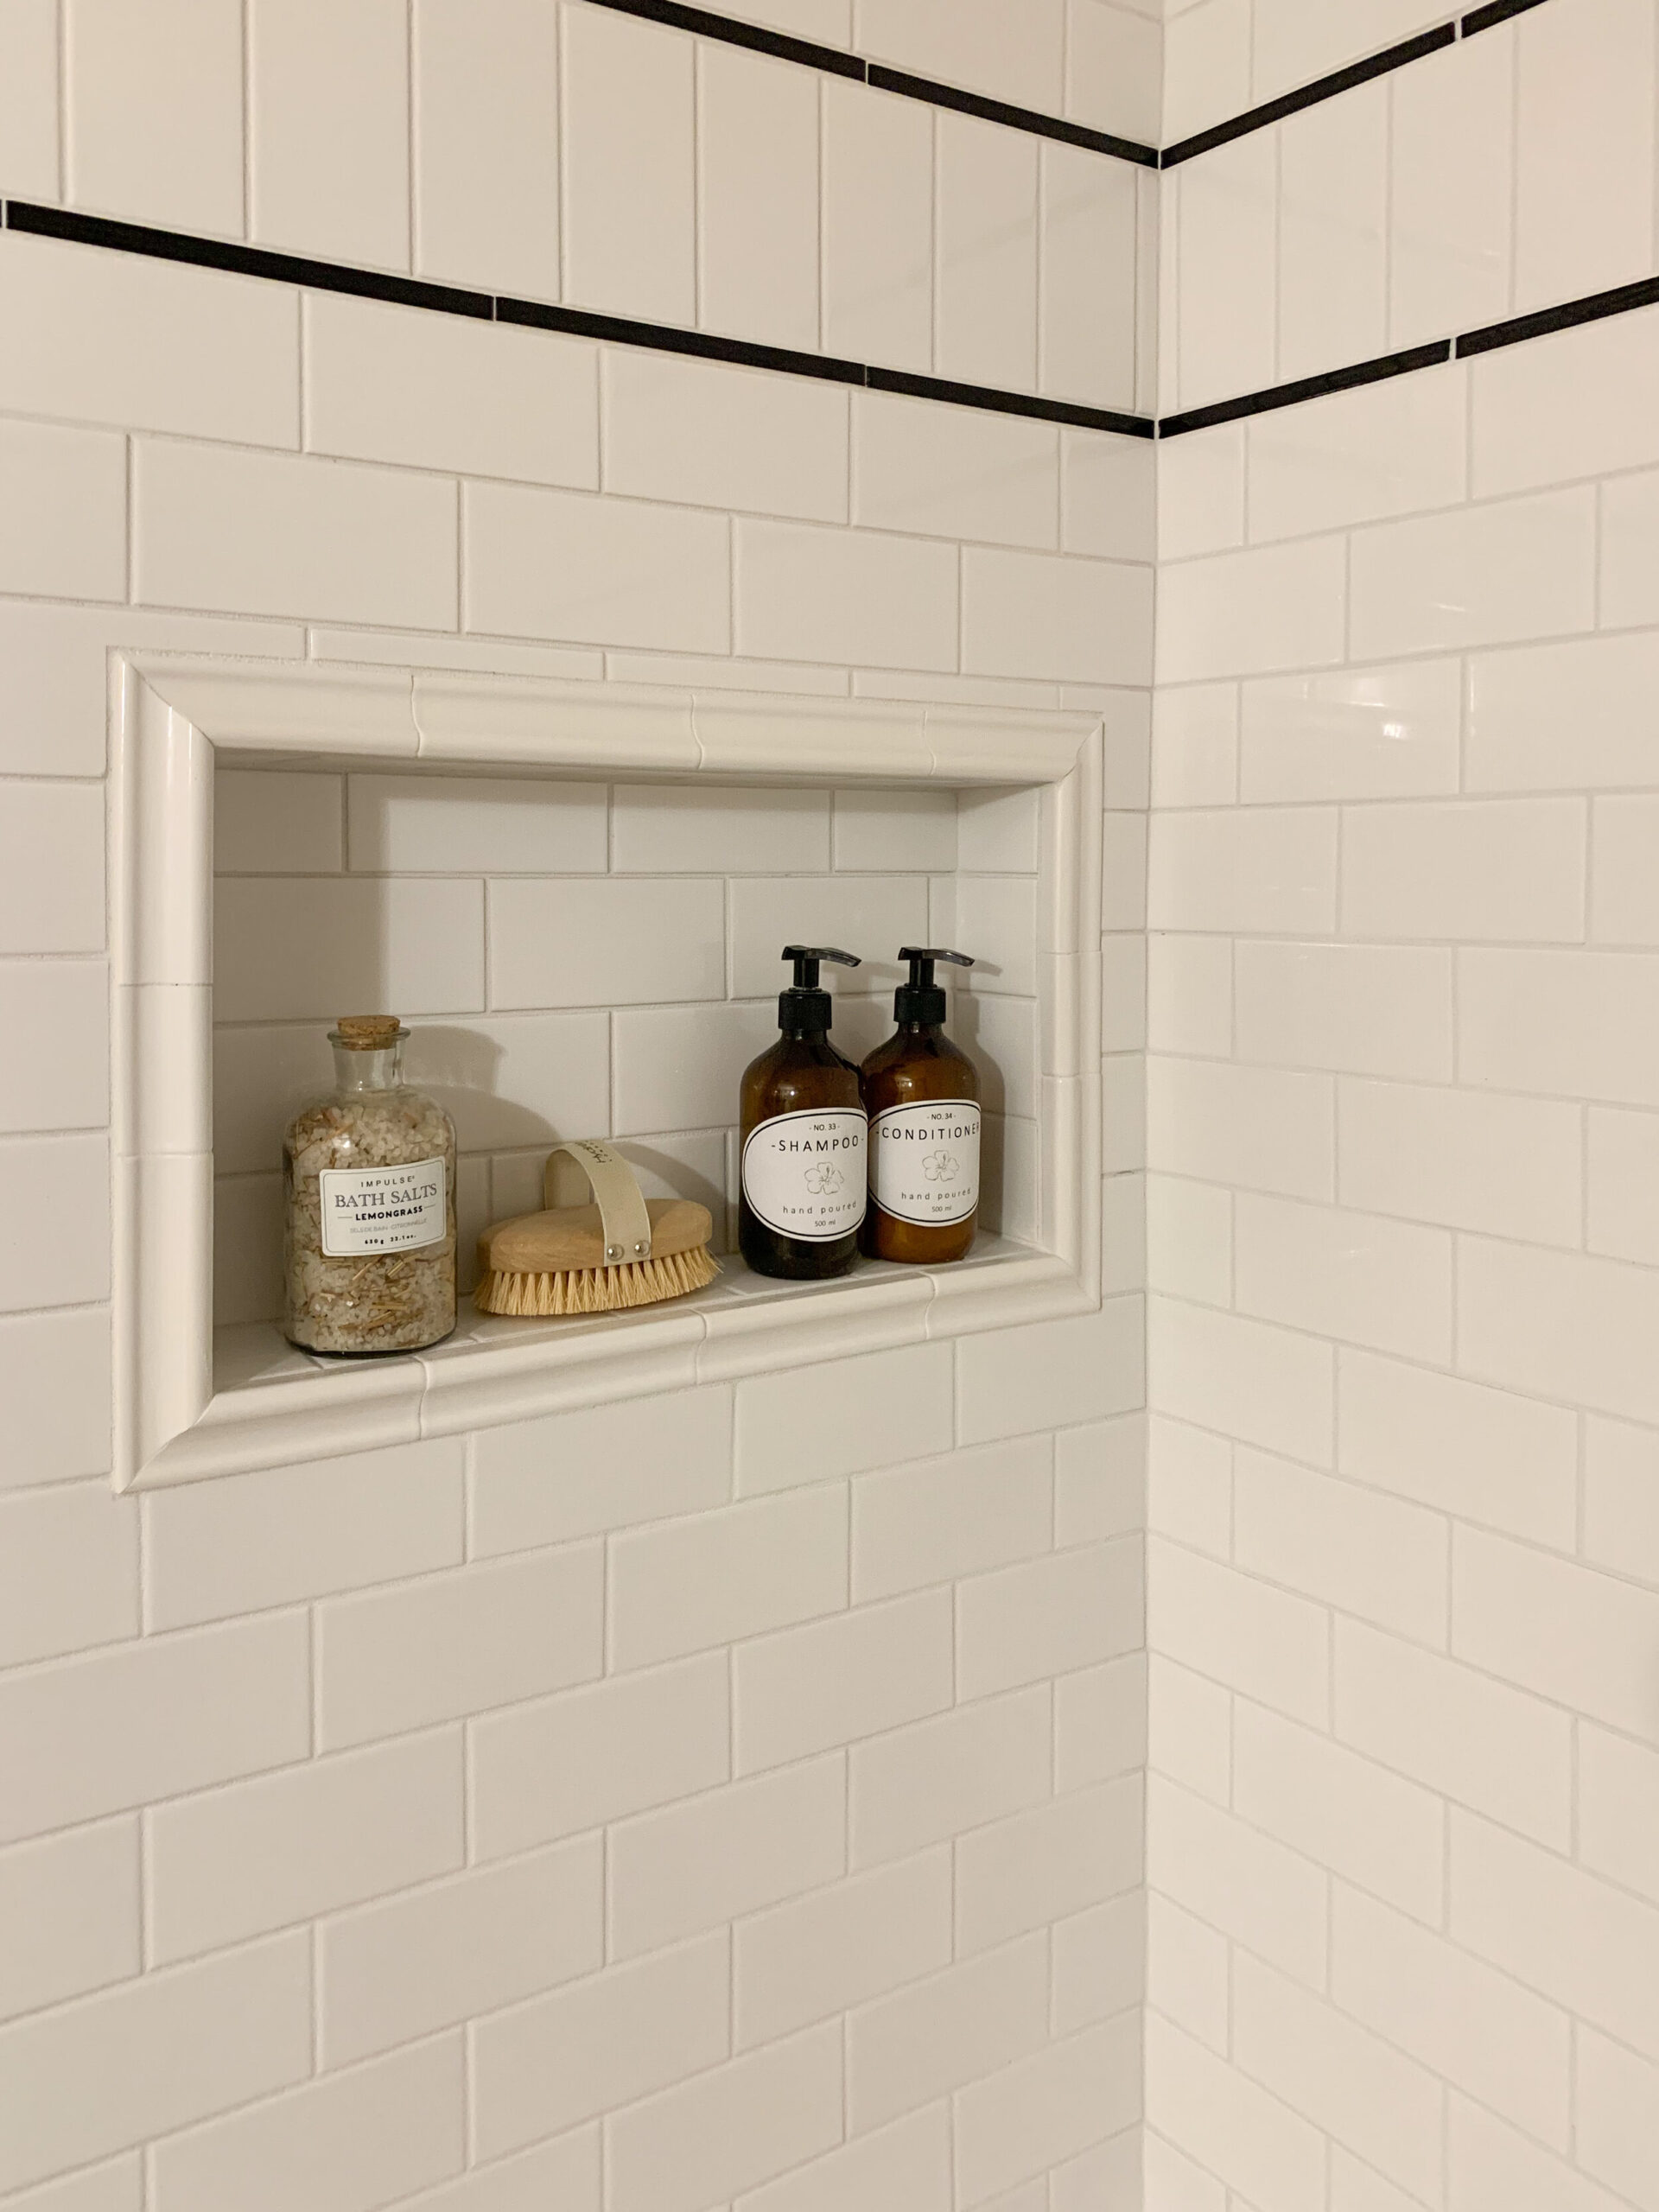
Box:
left=895, top=945, right=973, bottom=1027
left=779, top=944, right=859, bottom=1032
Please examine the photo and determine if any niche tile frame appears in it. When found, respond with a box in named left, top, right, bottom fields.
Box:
left=111, top=655, right=1103, bottom=1491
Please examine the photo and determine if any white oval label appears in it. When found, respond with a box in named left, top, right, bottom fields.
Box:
left=319, top=1157, right=448, bottom=1255
left=741, top=1109, right=868, bottom=1242
left=869, top=1100, right=981, bottom=1226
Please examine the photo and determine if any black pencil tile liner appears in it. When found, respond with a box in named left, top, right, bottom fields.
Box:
left=864, top=64, right=1159, bottom=164
left=1456, top=272, right=1659, bottom=355
left=1159, top=341, right=1452, bottom=439
left=866, top=365, right=1154, bottom=438
left=1160, top=22, right=1458, bottom=167
left=585, top=0, right=866, bottom=78
left=1460, top=0, right=1553, bottom=34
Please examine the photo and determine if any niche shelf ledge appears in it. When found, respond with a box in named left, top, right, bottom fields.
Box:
left=111, top=656, right=1104, bottom=1491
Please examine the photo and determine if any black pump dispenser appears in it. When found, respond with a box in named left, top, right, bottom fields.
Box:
left=779, top=944, right=859, bottom=1033
left=894, top=945, right=974, bottom=1027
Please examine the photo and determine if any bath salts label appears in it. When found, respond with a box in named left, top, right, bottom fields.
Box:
left=869, top=1100, right=980, bottom=1226
left=742, top=1109, right=868, bottom=1241
left=320, top=1158, right=448, bottom=1255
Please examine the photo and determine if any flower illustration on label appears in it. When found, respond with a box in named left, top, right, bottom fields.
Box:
left=804, top=1163, right=846, bottom=1196
left=923, top=1150, right=960, bottom=1183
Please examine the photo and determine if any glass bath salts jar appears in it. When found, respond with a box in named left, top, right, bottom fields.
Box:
left=283, top=1015, right=457, bottom=1355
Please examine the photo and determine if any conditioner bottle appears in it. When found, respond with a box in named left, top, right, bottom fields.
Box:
left=861, top=947, right=981, bottom=1266
left=739, top=946, right=868, bottom=1280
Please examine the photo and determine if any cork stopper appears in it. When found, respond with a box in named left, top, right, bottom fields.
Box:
left=334, top=1015, right=404, bottom=1050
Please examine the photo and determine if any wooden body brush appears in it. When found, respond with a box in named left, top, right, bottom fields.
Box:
left=474, top=1139, right=719, bottom=1317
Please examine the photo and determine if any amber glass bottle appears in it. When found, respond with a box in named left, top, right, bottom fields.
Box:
left=860, top=948, right=981, bottom=1266
left=739, top=947, right=868, bottom=1280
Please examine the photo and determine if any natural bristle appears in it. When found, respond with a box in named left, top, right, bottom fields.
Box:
left=474, top=1243, right=720, bottom=1318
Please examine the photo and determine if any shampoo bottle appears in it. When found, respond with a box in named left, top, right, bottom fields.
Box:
left=739, top=945, right=868, bottom=1280
left=860, top=947, right=981, bottom=1265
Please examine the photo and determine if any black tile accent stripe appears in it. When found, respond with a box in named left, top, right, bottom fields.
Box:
left=587, top=0, right=1158, bottom=163
left=1456, top=270, right=1659, bottom=355
left=1159, top=342, right=1452, bottom=438
left=1161, top=22, right=1458, bottom=167
left=1461, top=0, right=1553, bottom=33
left=0, top=198, right=1154, bottom=438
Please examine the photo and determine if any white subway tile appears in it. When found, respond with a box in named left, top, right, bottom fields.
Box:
left=1452, top=1810, right=1659, bottom=2060
left=1055, top=1414, right=1143, bottom=1546
left=735, top=518, right=955, bottom=670
left=149, top=1730, right=461, bottom=1964
left=1459, top=1233, right=1659, bottom=1431
left=1460, top=948, right=1659, bottom=1108
left=0, top=1821, right=138, bottom=2025
left=1241, top=658, right=1461, bottom=804
left=413, top=0, right=560, bottom=298
left=0, top=0, right=58, bottom=200
left=1514, top=0, right=1655, bottom=313
left=1236, top=943, right=1452, bottom=1087
left=615, top=784, right=827, bottom=874
left=1041, top=143, right=1139, bottom=409
left=1595, top=795, right=1659, bottom=949
left=735, top=1849, right=951, bottom=2050
left=1447, top=2099, right=1627, bottom=2212
left=317, top=1548, right=602, bottom=1751
left=154, top=2037, right=467, bottom=2211
left=473, top=1387, right=731, bottom=1555
left=1148, top=1890, right=1228, bottom=2051
left=1453, top=1522, right=1659, bottom=1747
left=1350, top=490, right=1596, bottom=660
left=698, top=42, right=819, bottom=350
left=0, top=1934, right=311, bottom=2195
left=1237, top=1440, right=1448, bottom=1643
left=1149, top=1294, right=1334, bottom=1465
left=1592, top=1105, right=1659, bottom=1268
left=728, top=873, right=929, bottom=999
left=560, top=3, right=693, bottom=321
left=957, top=1300, right=1145, bottom=1444
left=1161, top=0, right=1249, bottom=143
left=1570, top=2033, right=1659, bottom=2212
left=736, top=1341, right=953, bottom=1496
left=145, top=1438, right=463, bottom=1630
left=1252, top=0, right=1452, bottom=95
left=216, top=769, right=341, bottom=875
left=6, top=2158, right=138, bottom=2212
left=1582, top=1723, right=1659, bottom=1916
left=957, top=1775, right=1141, bottom=1954
left=464, top=480, right=728, bottom=651
left=849, top=1684, right=1051, bottom=1866
left=853, top=396, right=1057, bottom=551
left=735, top=1589, right=952, bottom=1773
left=137, top=440, right=455, bottom=628
left=611, top=1001, right=772, bottom=1138
left=1470, top=630, right=1659, bottom=791
left=1339, top=1349, right=1578, bottom=1551
left=953, top=874, right=1038, bottom=994
left=0, top=1614, right=308, bottom=1847
left=1157, top=428, right=1244, bottom=565
left=0, top=1310, right=112, bottom=1488
left=1249, top=365, right=1466, bottom=543
left=1156, top=536, right=1347, bottom=683
left=213, top=877, right=483, bottom=1021
left=349, top=771, right=606, bottom=874
left=850, top=1437, right=1052, bottom=1602
left=737, top=2104, right=950, bottom=2212
left=1148, top=806, right=1338, bottom=935
left=1602, top=466, right=1659, bottom=632
left=390, top=2132, right=601, bottom=2212
left=1147, top=1646, right=1231, bottom=1811
left=960, top=546, right=1150, bottom=686
left=1057, top=1652, right=1147, bottom=1789
left=1147, top=1405, right=1231, bottom=1551
left=306, top=294, right=596, bottom=486
left=1144, top=2013, right=1325, bottom=2212
left=1231, top=1952, right=1444, bottom=2206
left=823, top=80, right=932, bottom=372
left=1146, top=937, right=1233, bottom=1058
left=1340, top=1077, right=1581, bottom=1246
left=1389, top=30, right=1513, bottom=346
left=1337, top=1614, right=1572, bottom=1847
left=488, top=874, right=721, bottom=1010
left=1277, top=80, right=1387, bottom=384
left=936, top=114, right=1037, bottom=392
left=321, top=1835, right=601, bottom=2064
left=1586, top=1414, right=1659, bottom=1592
left=604, top=350, right=845, bottom=522
left=474, top=1933, right=727, bottom=2161
left=846, top=1932, right=1049, bottom=2134
left=1341, top=796, right=1586, bottom=944
left=0, top=232, right=299, bottom=445
left=1147, top=1056, right=1334, bottom=1200
left=1148, top=1774, right=1328, bottom=1986
left=0, top=1481, right=136, bottom=1668
left=1066, top=0, right=1161, bottom=143
left=0, top=417, right=124, bottom=601
left=1237, top=1698, right=1443, bottom=1924
left=606, top=2022, right=842, bottom=2212
left=1175, top=133, right=1276, bottom=412
left=856, top=0, right=1065, bottom=112
left=1063, top=430, right=1155, bottom=562
left=1148, top=1537, right=1329, bottom=1729
left=609, top=1484, right=848, bottom=1671
left=958, top=1538, right=1143, bottom=1700
left=1138, top=2132, right=1226, bottom=2212
left=0, top=1134, right=107, bottom=1314
left=250, top=0, right=409, bottom=269
left=956, top=2016, right=1141, bottom=2204
left=1472, top=305, right=1659, bottom=496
